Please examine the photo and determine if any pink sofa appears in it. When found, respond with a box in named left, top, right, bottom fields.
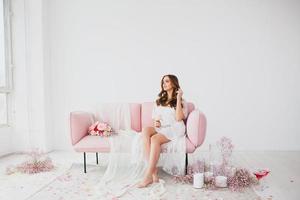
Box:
left=70, top=102, right=207, bottom=173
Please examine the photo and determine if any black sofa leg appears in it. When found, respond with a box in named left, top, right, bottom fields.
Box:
left=96, top=152, right=98, bottom=164
left=185, top=153, right=188, bottom=175
left=83, top=152, right=87, bottom=173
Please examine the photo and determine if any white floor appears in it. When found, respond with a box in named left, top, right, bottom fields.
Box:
left=0, top=150, right=299, bottom=200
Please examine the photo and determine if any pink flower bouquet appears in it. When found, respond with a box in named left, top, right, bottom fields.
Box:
left=88, top=121, right=113, bottom=137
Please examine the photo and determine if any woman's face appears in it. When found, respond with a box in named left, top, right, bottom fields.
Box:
left=163, top=76, right=173, bottom=91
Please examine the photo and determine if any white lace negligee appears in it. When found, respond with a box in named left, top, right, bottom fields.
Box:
left=152, top=99, right=188, bottom=141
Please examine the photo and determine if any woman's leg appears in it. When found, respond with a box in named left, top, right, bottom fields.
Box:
left=138, top=133, right=171, bottom=188
left=142, top=127, right=160, bottom=182
left=152, top=167, right=159, bottom=183
left=142, top=127, right=157, bottom=161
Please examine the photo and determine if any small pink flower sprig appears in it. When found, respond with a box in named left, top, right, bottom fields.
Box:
left=88, top=121, right=113, bottom=137
left=6, top=149, right=54, bottom=175
left=172, top=165, right=193, bottom=184
left=227, top=168, right=259, bottom=191
left=172, top=160, right=205, bottom=184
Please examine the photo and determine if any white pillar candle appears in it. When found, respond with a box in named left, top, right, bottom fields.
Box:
left=215, top=176, right=228, bottom=188
left=204, top=171, right=213, bottom=183
left=193, top=173, right=204, bottom=189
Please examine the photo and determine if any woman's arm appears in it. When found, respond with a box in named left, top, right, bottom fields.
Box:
left=175, top=98, right=185, bottom=121
left=175, top=89, right=185, bottom=121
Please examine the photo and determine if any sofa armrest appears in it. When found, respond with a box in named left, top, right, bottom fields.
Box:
left=186, top=109, right=207, bottom=148
left=70, top=111, right=95, bottom=145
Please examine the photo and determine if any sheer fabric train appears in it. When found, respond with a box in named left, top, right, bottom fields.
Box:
left=91, top=103, right=186, bottom=199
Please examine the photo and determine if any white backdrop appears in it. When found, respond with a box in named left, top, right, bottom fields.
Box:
left=1, top=0, right=299, bottom=154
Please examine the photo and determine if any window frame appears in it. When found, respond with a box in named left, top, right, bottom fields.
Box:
left=0, top=0, right=13, bottom=127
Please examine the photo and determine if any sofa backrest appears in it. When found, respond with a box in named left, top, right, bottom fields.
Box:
left=129, top=103, right=142, bottom=132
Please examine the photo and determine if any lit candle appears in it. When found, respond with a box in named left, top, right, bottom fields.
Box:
left=193, top=173, right=204, bottom=189
left=215, top=176, right=228, bottom=188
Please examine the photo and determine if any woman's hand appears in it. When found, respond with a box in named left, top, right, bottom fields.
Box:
left=176, top=88, right=183, bottom=99
left=154, top=120, right=161, bottom=128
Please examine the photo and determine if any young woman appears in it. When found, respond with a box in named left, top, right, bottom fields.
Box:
left=138, top=74, right=188, bottom=188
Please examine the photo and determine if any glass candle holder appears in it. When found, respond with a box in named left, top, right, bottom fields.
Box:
left=193, top=172, right=204, bottom=188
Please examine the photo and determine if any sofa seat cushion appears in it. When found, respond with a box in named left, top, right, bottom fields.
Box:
left=74, top=135, right=196, bottom=154
left=74, top=135, right=110, bottom=152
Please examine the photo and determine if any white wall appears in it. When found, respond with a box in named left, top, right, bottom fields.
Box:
left=8, top=0, right=300, bottom=152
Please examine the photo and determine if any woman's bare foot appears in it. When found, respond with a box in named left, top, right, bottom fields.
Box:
left=152, top=168, right=159, bottom=182
left=137, top=174, right=153, bottom=188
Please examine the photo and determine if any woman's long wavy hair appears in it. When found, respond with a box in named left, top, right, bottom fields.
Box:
left=155, top=74, right=183, bottom=109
